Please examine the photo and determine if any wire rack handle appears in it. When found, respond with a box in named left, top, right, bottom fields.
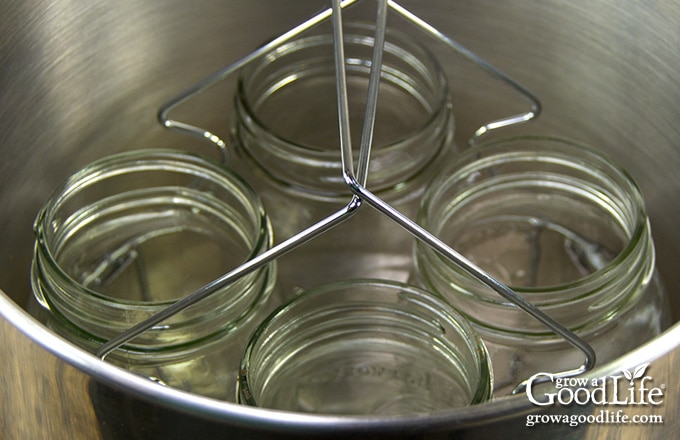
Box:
left=98, top=0, right=594, bottom=395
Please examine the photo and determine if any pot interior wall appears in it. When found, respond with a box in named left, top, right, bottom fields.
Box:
left=1, top=0, right=678, bottom=319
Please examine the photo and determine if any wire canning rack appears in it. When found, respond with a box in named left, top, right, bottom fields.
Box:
left=95, top=0, right=596, bottom=395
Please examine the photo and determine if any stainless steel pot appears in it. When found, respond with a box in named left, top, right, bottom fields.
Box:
left=1, top=1, right=678, bottom=438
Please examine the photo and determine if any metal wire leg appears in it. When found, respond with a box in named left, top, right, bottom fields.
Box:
left=96, top=198, right=362, bottom=359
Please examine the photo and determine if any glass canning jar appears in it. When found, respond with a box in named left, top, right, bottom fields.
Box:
left=414, top=136, right=671, bottom=396
left=230, top=22, right=456, bottom=300
left=30, top=149, right=276, bottom=401
left=238, top=279, right=492, bottom=415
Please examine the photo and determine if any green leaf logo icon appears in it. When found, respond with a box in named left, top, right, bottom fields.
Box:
left=621, top=363, right=650, bottom=386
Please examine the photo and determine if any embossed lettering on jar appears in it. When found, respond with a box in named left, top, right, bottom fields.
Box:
left=238, top=279, right=492, bottom=415
left=232, top=22, right=455, bottom=296
left=30, top=150, right=276, bottom=401
left=414, top=136, right=671, bottom=396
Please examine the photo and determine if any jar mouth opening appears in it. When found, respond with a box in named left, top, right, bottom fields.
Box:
left=239, top=278, right=492, bottom=413
left=237, top=73, right=449, bottom=157
left=34, top=149, right=272, bottom=308
left=238, top=22, right=449, bottom=152
left=234, top=22, right=453, bottom=195
left=419, top=135, right=650, bottom=304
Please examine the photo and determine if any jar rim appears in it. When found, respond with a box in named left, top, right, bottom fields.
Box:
left=238, top=22, right=450, bottom=154
left=239, top=278, right=493, bottom=411
left=34, top=149, right=271, bottom=307
left=233, top=21, right=454, bottom=196
left=418, top=135, right=650, bottom=302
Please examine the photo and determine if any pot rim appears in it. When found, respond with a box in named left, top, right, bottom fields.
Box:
left=2, top=288, right=678, bottom=434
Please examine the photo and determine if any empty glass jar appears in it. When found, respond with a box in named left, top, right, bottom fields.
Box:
left=231, top=22, right=456, bottom=299
left=414, top=136, right=670, bottom=395
left=31, top=149, right=276, bottom=400
left=238, top=279, right=492, bottom=415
